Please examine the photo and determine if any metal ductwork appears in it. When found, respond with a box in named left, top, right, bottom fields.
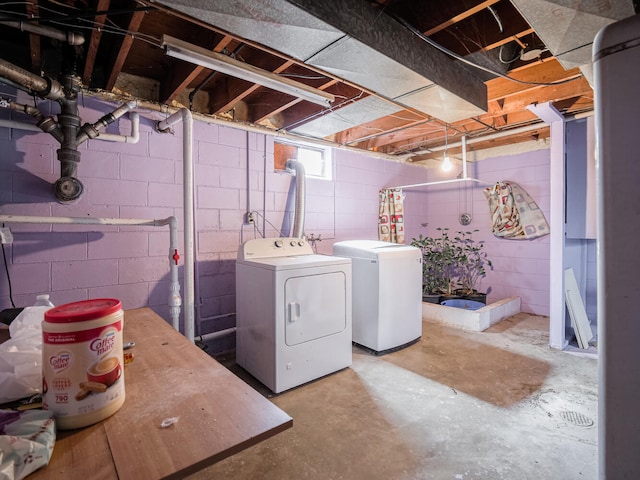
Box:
left=510, top=0, right=637, bottom=86
left=0, top=59, right=137, bottom=202
left=157, top=0, right=487, bottom=132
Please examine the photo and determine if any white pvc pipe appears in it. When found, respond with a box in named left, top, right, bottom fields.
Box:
left=387, top=177, right=491, bottom=190
left=0, top=113, right=140, bottom=144
left=462, top=135, right=468, bottom=179
left=0, top=215, right=182, bottom=329
left=98, top=112, right=140, bottom=144
left=414, top=122, right=547, bottom=154
left=165, top=216, right=181, bottom=330
left=197, top=327, right=237, bottom=342
left=286, top=159, right=306, bottom=238
left=157, top=109, right=195, bottom=343
left=0, top=118, right=40, bottom=132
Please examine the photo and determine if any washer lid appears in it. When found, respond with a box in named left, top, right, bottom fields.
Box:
left=332, top=240, right=419, bottom=260
left=237, top=253, right=350, bottom=270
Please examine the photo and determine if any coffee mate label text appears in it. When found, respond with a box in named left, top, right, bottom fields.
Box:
left=42, top=322, right=124, bottom=420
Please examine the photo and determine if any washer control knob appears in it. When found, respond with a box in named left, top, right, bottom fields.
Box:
left=290, top=240, right=297, bottom=247
left=274, top=240, right=284, bottom=248
left=298, top=241, right=305, bottom=247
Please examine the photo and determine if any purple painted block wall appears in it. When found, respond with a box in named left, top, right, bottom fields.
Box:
left=0, top=92, right=551, bottom=346
left=399, top=149, right=551, bottom=315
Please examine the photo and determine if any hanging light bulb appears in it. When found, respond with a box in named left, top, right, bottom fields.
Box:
left=441, top=155, right=453, bottom=171
left=441, top=124, right=452, bottom=171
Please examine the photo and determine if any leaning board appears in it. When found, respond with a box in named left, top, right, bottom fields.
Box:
left=564, top=268, right=593, bottom=349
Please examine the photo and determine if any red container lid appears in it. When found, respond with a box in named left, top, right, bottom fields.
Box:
left=44, top=298, right=122, bottom=323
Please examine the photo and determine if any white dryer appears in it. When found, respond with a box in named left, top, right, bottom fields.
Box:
left=332, top=240, right=422, bottom=354
left=236, top=238, right=352, bottom=393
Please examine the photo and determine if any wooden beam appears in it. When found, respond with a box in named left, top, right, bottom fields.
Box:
left=487, top=59, right=584, bottom=101
left=83, top=0, right=110, bottom=86
left=331, top=110, right=430, bottom=146
left=424, top=0, right=501, bottom=36
left=210, top=59, right=295, bottom=115
left=254, top=79, right=338, bottom=124
left=409, top=126, right=551, bottom=161
left=105, top=10, right=146, bottom=92
left=484, top=76, right=592, bottom=118
left=26, top=1, right=41, bottom=73
left=481, top=27, right=535, bottom=52
left=161, top=35, right=234, bottom=104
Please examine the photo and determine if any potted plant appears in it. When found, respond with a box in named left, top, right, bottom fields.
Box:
left=454, top=229, right=493, bottom=304
left=411, top=228, right=461, bottom=303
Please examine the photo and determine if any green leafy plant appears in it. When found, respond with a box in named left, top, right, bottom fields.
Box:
left=410, top=227, right=460, bottom=296
left=411, top=228, right=492, bottom=297
left=454, top=229, right=493, bottom=295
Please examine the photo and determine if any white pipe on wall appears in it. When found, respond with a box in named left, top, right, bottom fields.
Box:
left=0, top=118, right=40, bottom=132
left=197, top=327, right=237, bottom=343
left=165, top=216, right=181, bottom=330
left=157, top=109, right=195, bottom=343
left=98, top=112, right=140, bottom=143
left=285, top=159, right=306, bottom=238
left=0, top=215, right=182, bottom=329
left=0, top=112, right=140, bottom=144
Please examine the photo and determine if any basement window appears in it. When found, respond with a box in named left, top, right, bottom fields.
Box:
left=274, top=140, right=332, bottom=180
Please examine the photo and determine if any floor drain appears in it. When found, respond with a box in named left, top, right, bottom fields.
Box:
left=560, top=410, right=594, bottom=427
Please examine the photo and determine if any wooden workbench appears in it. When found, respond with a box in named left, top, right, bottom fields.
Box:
left=28, top=307, right=293, bottom=479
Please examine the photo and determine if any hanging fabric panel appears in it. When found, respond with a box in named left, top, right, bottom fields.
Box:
left=378, top=188, right=405, bottom=243
left=483, top=181, right=550, bottom=240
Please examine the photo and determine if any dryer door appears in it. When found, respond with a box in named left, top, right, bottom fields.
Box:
left=284, top=272, right=347, bottom=346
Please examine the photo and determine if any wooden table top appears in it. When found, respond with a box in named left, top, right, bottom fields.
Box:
left=28, top=307, right=293, bottom=479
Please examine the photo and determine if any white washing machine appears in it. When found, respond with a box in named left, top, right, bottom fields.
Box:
left=235, top=237, right=352, bottom=393
left=332, top=240, right=422, bottom=354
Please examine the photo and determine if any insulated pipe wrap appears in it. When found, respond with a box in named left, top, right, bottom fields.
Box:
left=286, top=159, right=306, bottom=239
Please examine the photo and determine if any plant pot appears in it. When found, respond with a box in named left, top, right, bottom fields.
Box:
left=440, top=299, right=485, bottom=311
left=454, top=289, right=487, bottom=305
left=439, top=294, right=463, bottom=303
left=464, top=292, right=487, bottom=304
left=422, top=294, right=442, bottom=304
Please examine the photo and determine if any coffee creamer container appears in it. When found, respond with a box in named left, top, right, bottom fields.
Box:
left=42, top=299, right=125, bottom=430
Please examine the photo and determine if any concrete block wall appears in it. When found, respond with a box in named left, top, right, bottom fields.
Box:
left=0, top=91, right=429, bottom=338
left=406, top=147, right=552, bottom=315
left=0, top=89, right=552, bottom=344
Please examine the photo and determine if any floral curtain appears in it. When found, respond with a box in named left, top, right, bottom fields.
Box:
left=483, top=181, right=550, bottom=240
left=378, top=188, right=405, bottom=243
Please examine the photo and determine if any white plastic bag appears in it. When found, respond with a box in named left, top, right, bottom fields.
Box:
left=0, top=306, right=51, bottom=404
left=0, top=409, right=56, bottom=480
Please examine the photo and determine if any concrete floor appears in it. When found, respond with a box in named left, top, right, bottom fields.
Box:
left=190, top=313, right=598, bottom=480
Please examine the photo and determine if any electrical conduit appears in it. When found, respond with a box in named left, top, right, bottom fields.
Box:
left=156, top=109, right=195, bottom=342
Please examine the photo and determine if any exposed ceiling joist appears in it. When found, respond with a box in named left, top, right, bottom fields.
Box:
left=283, top=0, right=487, bottom=111
left=0, top=0, right=619, bottom=166
left=105, top=9, right=146, bottom=91
left=83, top=0, right=110, bottom=86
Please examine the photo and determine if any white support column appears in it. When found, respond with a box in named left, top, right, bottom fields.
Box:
left=527, top=102, right=566, bottom=349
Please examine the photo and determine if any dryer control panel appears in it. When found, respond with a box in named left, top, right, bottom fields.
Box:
left=238, top=237, right=313, bottom=259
